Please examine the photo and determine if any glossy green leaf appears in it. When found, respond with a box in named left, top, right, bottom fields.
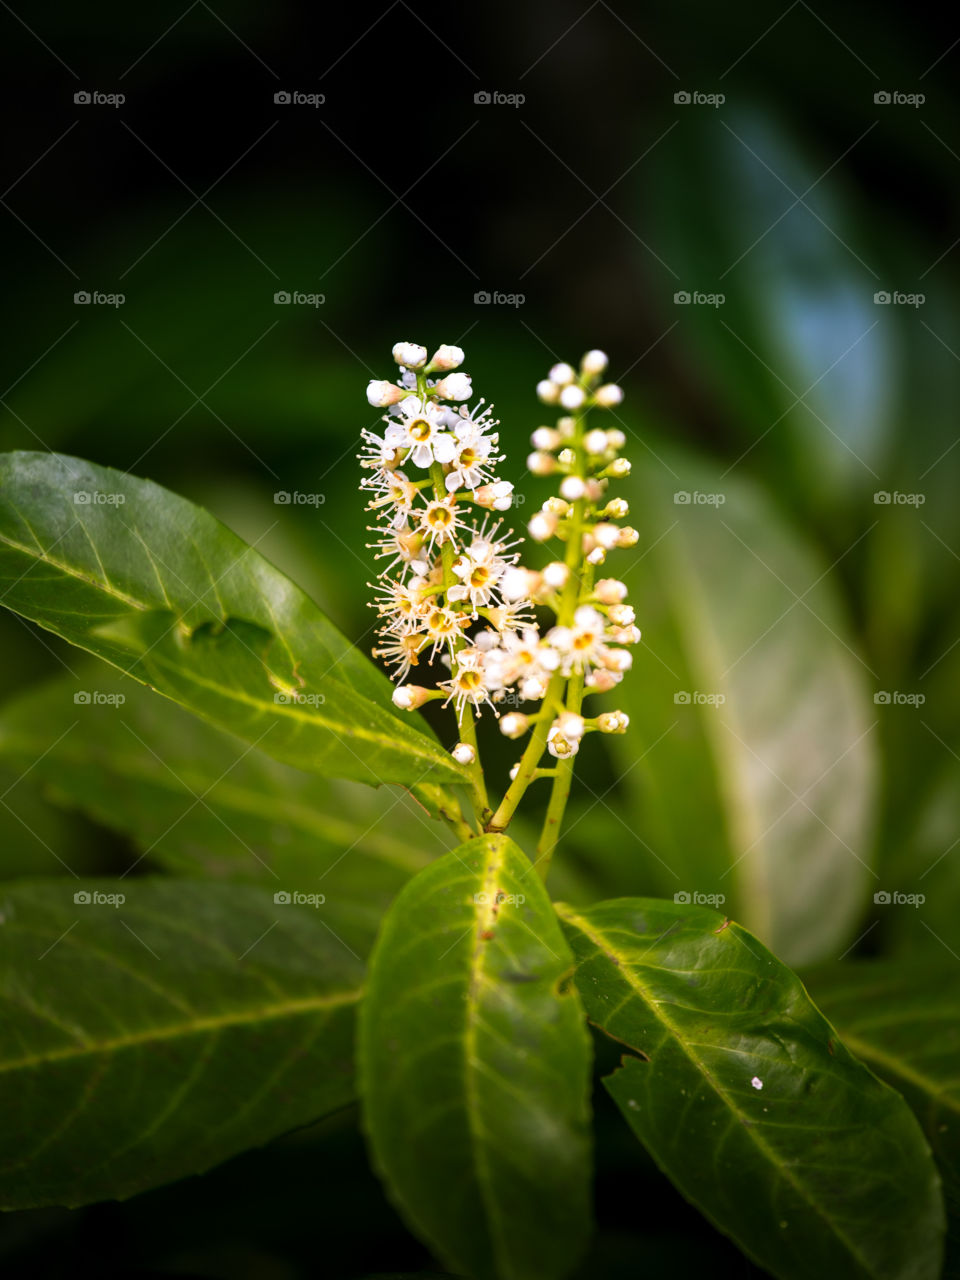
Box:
left=0, top=669, right=448, bottom=954
left=612, top=444, right=877, bottom=966
left=558, top=897, right=944, bottom=1280
left=0, top=878, right=364, bottom=1209
left=0, top=451, right=464, bottom=789
left=358, top=834, right=593, bottom=1280
left=811, top=961, right=960, bottom=1273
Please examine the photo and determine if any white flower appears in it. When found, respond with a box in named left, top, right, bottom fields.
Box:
left=606, top=428, right=626, bottom=448
left=559, top=384, right=585, bottom=410
left=597, top=710, right=629, bottom=733
left=547, top=605, right=606, bottom=675
left=593, top=523, right=620, bottom=550
left=474, top=480, right=514, bottom=511
left=418, top=496, right=464, bottom=551
left=451, top=531, right=515, bottom=611
left=393, top=684, right=432, bottom=710
left=428, top=344, right=464, bottom=371
left=434, top=371, right=473, bottom=401
left=536, top=379, right=559, bottom=404
left=445, top=419, right=499, bottom=492
left=393, top=342, right=428, bottom=369
left=549, top=362, right=576, bottom=385
left=560, top=476, right=586, bottom=501
left=594, top=578, right=628, bottom=604
left=385, top=397, right=456, bottom=469
left=367, top=379, right=406, bottom=407
left=527, top=511, right=557, bottom=542
left=500, top=566, right=541, bottom=602
left=583, top=429, right=608, bottom=454
left=594, top=383, right=623, bottom=407
left=451, top=742, right=476, bottom=764
left=547, top=721, right=580, bottom=758
left=581, top=349, right=608, bottom=375
left=541, top=561, right=569, bottom=590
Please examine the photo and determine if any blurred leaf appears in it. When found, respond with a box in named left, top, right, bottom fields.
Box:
left=359, top=834, right=593, bottom=1280
left=0, top=878, right=363, bottom=1209
left=647, top=107, right=895, bottom=505
left=558, top=897, right=945, bottom=1280
left=0, top=451, right=465, bottom=793
left=0, top=669, right=450, bottom=953
left=810, top=961, right=960, bottom=1276
left=609, top=443, right=877, bottom=967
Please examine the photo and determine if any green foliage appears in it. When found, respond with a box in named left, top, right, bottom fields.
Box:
left=358, top=835, right=593, bottom=1280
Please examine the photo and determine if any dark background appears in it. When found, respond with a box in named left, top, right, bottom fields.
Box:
left=1, top=2, right=958, bottom=1276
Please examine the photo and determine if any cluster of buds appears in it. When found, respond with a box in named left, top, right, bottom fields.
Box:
left=360, top=342, right=635, bottom=778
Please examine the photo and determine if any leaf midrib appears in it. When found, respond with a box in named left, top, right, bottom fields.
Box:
left=0, top=987, right=362, bottom=1074
left=558, top=905, right=874, bottom=1278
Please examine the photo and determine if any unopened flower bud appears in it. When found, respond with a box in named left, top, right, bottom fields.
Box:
left=593, top=522, right=620, bottom=549
left=543, top=496, right=569, bottom=515
left=608, top=624, right=641, bottom=644
left=557, top=712, right=585, bottom=740
left=392, top=684, right=431, bottom=710
left=549, top=362, right=576, bottom=386
left=607, top=604, right=635, bottom=625
left=595, top=578, right=628, bottom=603
left=559, top=384, right=586, bottom=410
left=557, top=416, right=577, bottom=438
left=608, top=457, right=631, bottom=477
left=452, top=742, right=476, bottom=765
left=594, top=383, right=623, bottom=407
left=584, top=429, right=609, bottom=455
left=604, top=498, right=629, bottom=518
left=428, top=343, right=464, bottom=371
left=584, top=479, right=606, bottom=502
left=520, top=673, right=549, bottom=700
left=527, top=450, right=556, bottom=476
left=587, top=546, right=606, bottom=565
left=528, top=511, right=557, bottom=542
left=500, top=566, right=541, bottom=601
left=581, top=349, right=609, bottom=375
left=605, top=649, right=633, bottom=672
left=587, top=668, right=620, bottom=692
left=606, top=429, right=626, bottom=448
left=618, top=526, right=639, bottom=547
left=597, top=710, right=629, bottom=733
left=435, top=372, right=472, bottom=401
left=541, top=561, right=569, bottom=590
left=509, top=762, right=520, bottom=780
left=557, top=447, right=576, bottom=467
left=475, top=480, right=514, bottom=509
left=560, top=476, right=586, bottom=501
left=366, top=379, right=405, bottom=407
left=537, top=379, right=560, bottom=404
left=392, top=342, right=427, bottom=369
left=531, top=427, right=560, bottom=450
left=500, top=712, right=530, bottom=739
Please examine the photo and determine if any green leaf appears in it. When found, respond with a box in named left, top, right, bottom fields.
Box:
left=0, top=451, right=464, bottom=789
left=358, top=834, right=593, bottom=1280
left=810, top=961, right=960, bottom=1274
left=613, top=444, right=877, bottom=966
left=0, top=669, right=449, bottom=953
left=0, top=878, right=364, bottom=1209
left=557, top=897, right=944, bottom=1280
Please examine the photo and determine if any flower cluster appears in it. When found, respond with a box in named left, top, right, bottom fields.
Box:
left=360, top=342, right=637, bottom=775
